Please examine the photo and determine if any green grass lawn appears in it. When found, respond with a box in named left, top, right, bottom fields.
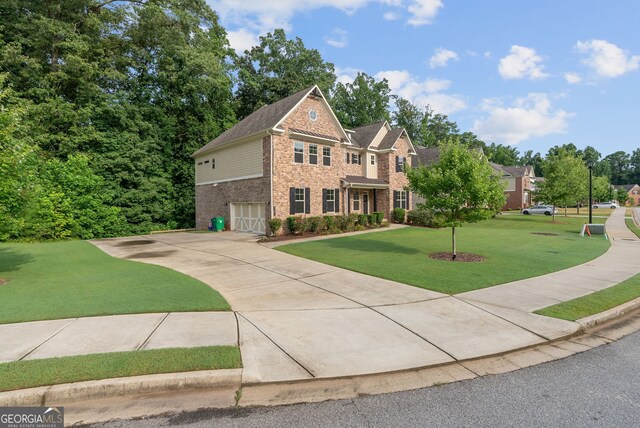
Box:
left=277, top=215, right=610, bottom=294
left=0, top=346, right=241, bottom=392
left=0, top=240, right=230, bottom=324
left=626, top=218, right=640, bottom=239
left=534, top=273, right=640, bottom=321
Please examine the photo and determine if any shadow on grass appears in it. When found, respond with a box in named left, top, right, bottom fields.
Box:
left=312, top=237, right=420, bottom=255
left=0, top=247, right=34, bottom=276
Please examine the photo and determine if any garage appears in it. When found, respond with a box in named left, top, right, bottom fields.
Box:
left=231, top=203, right=266, bottom=234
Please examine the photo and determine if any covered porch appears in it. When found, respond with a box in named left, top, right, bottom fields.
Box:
left=341, top=176, right=390, bottom=216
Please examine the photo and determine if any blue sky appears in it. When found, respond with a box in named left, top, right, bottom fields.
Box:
left=208, top=0, right=640, bottom=158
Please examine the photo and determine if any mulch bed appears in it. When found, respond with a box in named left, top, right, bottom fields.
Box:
left=531, top=232, right=559, bottom=236
left=429, top=252, right=485, bottom=262
left=260, top=232, right=340, bottom=243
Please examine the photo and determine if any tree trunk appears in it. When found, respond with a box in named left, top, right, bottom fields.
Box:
left=577, top=202, right=580, bottom=215
left=452, top=226, right=457, bottom=261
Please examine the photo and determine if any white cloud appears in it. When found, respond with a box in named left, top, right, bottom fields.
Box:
left=498, top=45, right=549, bottom=80
left=383, top=11, right=400, bottom=20
left=575, top=39, right=640, bottom=78
left=429, top=48, right=459, bottom=68
left=325, top=28, right=348, bottom=48
left=335, top=66, right=363, bottom=85
left=226, top=29, right=259, bottom=53
left=564, top=72, right=582, bottom=84
left=407, top=0, right=443, bottom=26
left=472, top=93, right=573, bottom=145
left=375, top=69, right=467, bottom=115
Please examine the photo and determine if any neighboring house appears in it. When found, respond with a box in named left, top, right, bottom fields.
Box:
left=192, top=85, right=416, bottom=234
left=614, top=184, right=640, bottom=206
left=410, top=147, right=534, bottom=212
left=491, top=164, right=536, bottom=210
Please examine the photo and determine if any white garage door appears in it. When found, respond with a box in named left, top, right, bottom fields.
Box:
left=231, top=203, right=266, bottom=234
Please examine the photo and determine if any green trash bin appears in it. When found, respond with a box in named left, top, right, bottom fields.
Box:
left=214, top=217, right=225, bottom=232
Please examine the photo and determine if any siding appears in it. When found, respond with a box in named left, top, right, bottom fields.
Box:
left=195, top=139, right=263, bottom=184
left=505, top=177, right=516, bottom=191
left=366, top=152, right=378, bottom=179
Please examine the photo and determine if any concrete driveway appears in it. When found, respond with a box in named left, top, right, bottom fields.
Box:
left=92, top=230, right=580, bottom=384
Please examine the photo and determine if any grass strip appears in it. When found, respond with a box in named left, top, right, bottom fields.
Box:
left=626, top=218, right=640, bottom=239
left=0, top=241, right=230, bottom=324
left=0, top=346, right=241, bottom=392
left=534, top=273, right=640, bottom=321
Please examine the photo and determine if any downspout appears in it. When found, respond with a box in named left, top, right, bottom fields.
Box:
left=268, top=132, right=275, bottom=219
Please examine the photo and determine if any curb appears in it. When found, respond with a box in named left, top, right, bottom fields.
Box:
left=576, top=296, right=640, bottom=329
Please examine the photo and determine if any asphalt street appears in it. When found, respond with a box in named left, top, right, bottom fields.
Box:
left=88, top=330, right=640, bottom=428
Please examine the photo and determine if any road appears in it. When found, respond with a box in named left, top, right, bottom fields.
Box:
left=89, top=330, right=640, bottom=428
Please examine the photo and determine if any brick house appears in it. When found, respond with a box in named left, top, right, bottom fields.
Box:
left=192, top=85, right=416, bottom=234
left=614, top=184, right=640, bottom=206
left=410, top=147, right=535, bottom=211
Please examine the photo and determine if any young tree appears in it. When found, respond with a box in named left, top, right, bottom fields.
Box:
left=407, top=139, right=506, bottom=260
left=535, top=152, right=588, bottom=220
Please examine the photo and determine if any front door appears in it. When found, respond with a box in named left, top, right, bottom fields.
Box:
left=363, top=193, right=369, bottom=214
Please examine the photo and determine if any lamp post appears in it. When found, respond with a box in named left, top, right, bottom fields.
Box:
left=588, top=161, right=593, bottom=224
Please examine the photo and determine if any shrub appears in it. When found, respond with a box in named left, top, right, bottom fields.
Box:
left=307, top=216, right=324, bottom=233
left=407, top=209, right=446, bottom=228
left=367, top=214, right=374, bottom=225
left=392, top=207, right=406, bottom=223
left=373, top=211, right=384, bottom=224
left=357, top=214, right=368, bottom=226
left=323, top=215, right=335, bottom=231
left=268, top=218, right=282, bottom=236
left=286, top=216, right=308, bottom=234
left=346, top=213, right=358, bottom=230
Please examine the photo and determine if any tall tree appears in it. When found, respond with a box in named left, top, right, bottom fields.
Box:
left=485, top=143, right=519, bottom=166
left=407, top=139, right=506, bottom=260
left=519, top=150, right=544, bottom=177
left=332, top=72, right=391, bottom=128
left=602, top=151, right=631, bottom=184
left=234, top=29, right=336, bottom=120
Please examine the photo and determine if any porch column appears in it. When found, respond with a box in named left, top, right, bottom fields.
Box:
left=346, top=188, right=350, bottom=214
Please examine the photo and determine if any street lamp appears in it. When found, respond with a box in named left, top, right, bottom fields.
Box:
left=588, top=161, right=593, bottom=224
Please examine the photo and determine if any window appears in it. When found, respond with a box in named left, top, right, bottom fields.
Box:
left=396, top=156, right=405, bottom=172
left=309, top=110, right=318, bottom=121
left=353, top=191, right=360, bottom=211
left=211, top=158, right=215, bottom=169
left=326, top=189, right=335, bottom=212
left=394, top=190, right=408, bottom=209
left=323, top=146, right=331, bottom=166
left=370, top=155, right=375, bottom=165
left=351, top=153, right=359, bottom=164
left=292, top=188, right=306, bottom=213
left=309, top=144, right=318, bottom=165
left=289, top=187, right=310, bottom=214
left=294, top=141, right=304, bottom=163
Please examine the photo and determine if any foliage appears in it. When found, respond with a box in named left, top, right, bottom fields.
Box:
left=407, top=209, right=446, bottom=228
left=357, top=214, right=368, bottom=226
left=407, top=139, right=506, bottom=259
left=392, top=208, right=406, bottom=223
left=591, top=175, right=613, bottom=202
left=485, top=143, right=519, bottom=166
left=535, top=151, right=588, bottom=218
left=373, top=211, right=384, bottom=224
left=323, top=215, right=336, bottom=230
left=307, top=216, right=324, bottom=233
left=234, top=29, right=336, bottom=120
left=268, top=217, right=282, bottom=236
left=332, top=72, right=391, bottom=128
left=392, top=98, right=466, bottom=148
left=615, top=188, right=630, bottom=205
left=286, top=216, right=308, bottom=234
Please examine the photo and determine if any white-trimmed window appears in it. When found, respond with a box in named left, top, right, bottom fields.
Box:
left=353, top=191, right=360, bottom=211
left=323, top=146, right=331, bottom=166
left=309, top=144, right=318, bottom=165
left=326, top=189, right=335, bottom=212
left=294, top=141, right=304, bottom=163
left=393, top=190, right=408, bottom=209
left=295, top=188, right=305, bottom=213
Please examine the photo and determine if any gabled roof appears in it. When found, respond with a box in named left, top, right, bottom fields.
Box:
left=193, top=86, right=339, bottom=157
left=378, top=128, right=405, bottom=150
left=412, top=147, right=440, bottom=167
left=350, top=121, right=386, bottom=149
left=614, top=184, right=639, bottom=191
left=502, top=166, right=532, bottom=177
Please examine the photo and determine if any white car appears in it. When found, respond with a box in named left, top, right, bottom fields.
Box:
left=522, top=205, right=558, bottom=216
left=592, top=202, right=619, bottom=209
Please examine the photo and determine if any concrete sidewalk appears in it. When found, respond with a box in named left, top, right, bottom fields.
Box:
left=2, top=207, right=639, bottom=387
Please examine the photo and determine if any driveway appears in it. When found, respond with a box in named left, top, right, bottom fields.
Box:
left=92, top=231, right=579, bottom=384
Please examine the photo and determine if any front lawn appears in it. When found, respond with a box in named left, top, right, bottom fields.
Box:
left=0, top=241, right=230, bottom=324
left=534, top=273, right=640, bottom=321
left=0, top=346, right=241, bottom=392
left=626, top=218, right=640, bottom=239
left=277, top=215, right=610, bottom=294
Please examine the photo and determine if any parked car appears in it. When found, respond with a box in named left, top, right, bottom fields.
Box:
left=522, top=205, right=558, bottom=216
left=592, top=202, right=619, bottom=209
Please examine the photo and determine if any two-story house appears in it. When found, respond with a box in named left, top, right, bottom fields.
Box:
left=614, top=184, right=640, bottom=206
left=192, top=85, right=416, bottom=234
left=491, top=164, right=536, bottom=210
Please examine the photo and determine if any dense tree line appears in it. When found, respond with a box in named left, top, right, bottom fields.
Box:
left=1, top=0, right=638, bottom=240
